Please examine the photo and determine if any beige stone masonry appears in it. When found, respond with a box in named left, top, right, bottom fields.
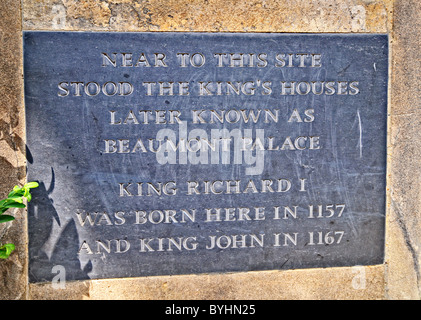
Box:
left=23, top=0, right=393, bottom=33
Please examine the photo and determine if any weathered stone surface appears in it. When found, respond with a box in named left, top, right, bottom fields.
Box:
left=0, top=0, right=27, bottom=300
left=386, top=0, right=421, bottom=299
left=29, top=265, right=384, bottom=300
left=22, top=0, right=393, bottom=33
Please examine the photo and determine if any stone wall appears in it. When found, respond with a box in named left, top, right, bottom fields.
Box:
left=0, top=0, right=419, bottom=299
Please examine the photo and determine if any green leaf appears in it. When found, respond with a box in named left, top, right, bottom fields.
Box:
left=7, top=196, right=23, bottom=203
left=0, top=243, right=15, bottom=259
left=3, top=202, right=25, bottom=209
left=8, top=186, right=21, bottom=197
left=7, top=191, right=16, bottom=198
left=0, top=215, right=15, bottom=223
left=24, top=182, right=39, bottom=189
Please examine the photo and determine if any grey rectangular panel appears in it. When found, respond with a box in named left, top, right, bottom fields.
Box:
left=24, top=32, right=388, bottom=282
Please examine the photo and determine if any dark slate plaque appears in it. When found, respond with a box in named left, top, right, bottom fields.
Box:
left=24, top=32, right=388, bottom=282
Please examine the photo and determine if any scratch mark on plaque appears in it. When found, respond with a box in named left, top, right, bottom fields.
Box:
left=338, top=62, right=351, bottom=76
left=357, top=109, right=363, bottom=158
left=280, top=259, right=289, bottom=268
left=331, top=113, right=357, bottom=236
